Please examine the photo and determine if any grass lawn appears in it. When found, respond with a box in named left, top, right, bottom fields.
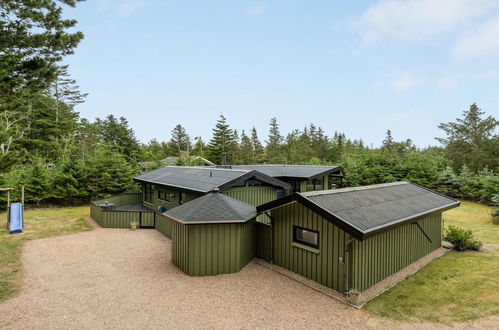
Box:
left=0, top=206, right=91, bottom=302
left=365, top=201, right=499, bottom=322
left=443, top=201, right=498, bottom=243
left=364, top=246, right=499, bottom=322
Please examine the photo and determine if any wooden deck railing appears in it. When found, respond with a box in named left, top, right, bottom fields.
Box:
left=90, top=192, right=155, bottom=228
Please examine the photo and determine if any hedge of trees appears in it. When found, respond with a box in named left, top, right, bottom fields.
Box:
left=1, top=1, right=497, bottom=207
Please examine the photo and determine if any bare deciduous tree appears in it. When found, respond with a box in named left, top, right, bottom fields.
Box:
left=0, top=111, right=30, bottom=155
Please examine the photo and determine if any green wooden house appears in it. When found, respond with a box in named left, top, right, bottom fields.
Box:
left=164, top=192, right=257, bottom=276
left=256, top=182, right=460, bottom=294
left=93, top=167, right=460, bottom=298
left=133, top=166, right=291, bottom=212
left=230, top=165, right=344, bottom=192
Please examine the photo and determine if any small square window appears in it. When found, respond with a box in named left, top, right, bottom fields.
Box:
left=158, top=191, right=175, bottom=202
left=293, top=225, right=319, bottom=248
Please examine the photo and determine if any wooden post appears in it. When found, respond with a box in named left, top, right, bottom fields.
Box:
left=21, top=186, right=24, bottom=205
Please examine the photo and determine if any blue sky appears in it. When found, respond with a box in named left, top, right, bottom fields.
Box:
left=64, top=0, right=499, bottom=147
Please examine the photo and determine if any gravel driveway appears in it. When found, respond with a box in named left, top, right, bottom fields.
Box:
left=0, top=224, right=496, bottom=329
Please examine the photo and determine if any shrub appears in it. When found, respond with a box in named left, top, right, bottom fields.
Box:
left=492, top=194, right=499, bottom=225
left=444, top=225, right=482, bottom=251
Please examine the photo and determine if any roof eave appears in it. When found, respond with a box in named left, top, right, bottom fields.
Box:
left=257, top=193, right=365, bottom=240
left=133, top=178, right=210, bottom=193
left=258, top=190, right=461, bottom=241
left=163, top=213, right=256, bottom=225
left=218, top=170, right=291, bottom=191
left=306, top=166, right=343, bottom=180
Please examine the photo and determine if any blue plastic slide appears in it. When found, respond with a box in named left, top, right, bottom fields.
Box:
left=9, top=203, right=23, bottom=234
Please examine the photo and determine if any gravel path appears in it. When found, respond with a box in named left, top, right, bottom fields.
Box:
left=0, top=224, right=497, bottom=329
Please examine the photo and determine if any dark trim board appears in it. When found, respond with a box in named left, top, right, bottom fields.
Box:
left=134, top=178, right=208, bottom=193
left=217, top=171, right=292, bottom=192
left=257, top=188, right=460, bottom=241
left=135, top=170, right=291, bottom=194
left=257, top=193, right=365, bottom=240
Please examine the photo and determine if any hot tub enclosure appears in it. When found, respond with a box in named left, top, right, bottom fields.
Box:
left=164, top=192, right=257, bottom=276
left=257, top=182, right=460, bottom=293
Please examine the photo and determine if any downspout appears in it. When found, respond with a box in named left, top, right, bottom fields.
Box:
left=344, top=239, right=355, bottom=295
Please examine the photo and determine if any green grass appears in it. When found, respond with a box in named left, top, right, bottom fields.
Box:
left=365, top=201, right=499, bottom=322
left=443, top=201, right=497, bottom=243
left=0, top=206, right=91, bottom=302
left=364, top=246, right=499, bottom=322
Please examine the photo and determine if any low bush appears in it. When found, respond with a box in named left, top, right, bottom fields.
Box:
left=444, top=225, right=482, bottom=251
left=491, top=194, right=499, bottom=225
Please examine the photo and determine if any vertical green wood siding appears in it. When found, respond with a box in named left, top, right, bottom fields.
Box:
left=171, top=220, right=256, bottom=276
left=90, top=204, right=142, bottom=228
left=350, top=213, right=442, bottom=291
left=225, top=186, right=277, bottom=224
left=272, top=202, right=351, bottom=292
left=255, top=222, right=272, bottom=262
left=172, top=220, right=189, bottom=272
left=141, top=212, right=155, bottom=227
left=155, top=213, right=172, bottom=237
left=90, top=193, right=154, bottom=228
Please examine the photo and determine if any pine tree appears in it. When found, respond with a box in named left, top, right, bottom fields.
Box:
left=208, top=115, right=234, bottom=164
left=51, top=159, right=89, bottom=205
left=331, top=131, right=346, bottom=163
left=20, top=160, right=50, bottom=205
left=382, top=129, right=394, bottom=149
left=284, top=130, right=300, bottom=163
left=85, top=146, right=138, bottom=198
left=227, top=129, right=241, bottom=165
left=437, top=103, right=498, bottom=172
left=240, top=130, right=253, bottom=164
left=0, top=0, right=84, bottom=98
left=192, top=136, right=206, bottom=157
left=48, top=65, right=87, bottom=142
left=95, top=115, right=140, bottom=161
left=168, top=124, right=191, bottom=156
left=250, top=127, right=264, bottom=164
left=266, top=117, right=284, bottom=163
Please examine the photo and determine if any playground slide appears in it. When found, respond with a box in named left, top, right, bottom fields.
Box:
left=9, top=203, right=23, bottom=234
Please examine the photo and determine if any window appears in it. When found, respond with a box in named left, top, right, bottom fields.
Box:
left=314, top=179, right=323, bottom=190
left=306, top=180, right=315, bottom=191
left=144, top=184, right=153, bottom=203
left=158, top=190, right=175, bottom=203
left=289, top=180, right=300, bottom=193
left=158, top=191, right=167, bottom=202
left=276, top=189, right=286, bottom=199
left=293, top=225, right=319, bottom=249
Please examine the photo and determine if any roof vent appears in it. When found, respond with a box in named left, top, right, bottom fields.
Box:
left=210, top=171, right=212, bottom=177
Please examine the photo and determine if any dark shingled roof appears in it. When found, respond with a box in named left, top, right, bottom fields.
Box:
left=230, top=164, right=342, bottom=180
left=258, top=182, right=460, bottom=240
left=164, top=192, right=256, bottom=224
left=134, top=166, right=290, bottom=193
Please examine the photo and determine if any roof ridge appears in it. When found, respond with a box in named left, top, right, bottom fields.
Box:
left=217, top=193, right=254, bottom=219
left=301, top=181, right=409, bottom=197
left=168, top=166, right=250, bottom=173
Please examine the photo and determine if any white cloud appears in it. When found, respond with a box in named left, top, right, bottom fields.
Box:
left=437, top=77, right=458, bottom=90
left=453, top=17, right=499, bottom=60
left=350, top=0, right=497, bottom=42
left=375, top=73, right=424, bottom=92
left=247, top=4, right=267, bottom=17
